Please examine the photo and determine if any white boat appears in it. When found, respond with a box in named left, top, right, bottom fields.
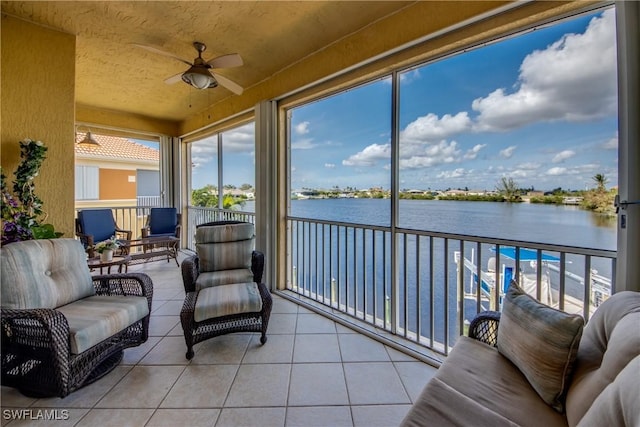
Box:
left=455, top=247, right=611, bottom=316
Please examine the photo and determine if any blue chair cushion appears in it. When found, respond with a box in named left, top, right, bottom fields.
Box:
left=149, top=208, right=177, bottom=236
left=78, top=209, right=117, bottom=243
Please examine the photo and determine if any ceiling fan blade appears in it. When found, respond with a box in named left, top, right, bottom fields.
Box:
left=131, top=43, right=193, bottom=66
left=212, top=72, right=244, bottom=95
left=164, top=72, right=184, bottom=85
left=207, top=53, right=243, bottom=69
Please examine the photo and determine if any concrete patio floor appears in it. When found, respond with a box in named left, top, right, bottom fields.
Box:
left=1, top=251, right=437, bottom=427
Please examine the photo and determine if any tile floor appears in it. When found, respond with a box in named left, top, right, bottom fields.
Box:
left=1, top=252, right=438, bottom=427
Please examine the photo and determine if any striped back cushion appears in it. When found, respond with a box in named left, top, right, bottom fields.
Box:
left=196, top=223, right=254, bottom=273
left=1, top=238, right=95, bottom=309
left=497, top=281, right=584, bottom=412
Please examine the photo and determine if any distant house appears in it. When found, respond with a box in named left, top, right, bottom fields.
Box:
left=75, top=133, right=160, bottom=208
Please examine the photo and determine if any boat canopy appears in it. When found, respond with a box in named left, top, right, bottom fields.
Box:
left=491, top=247, right=561, bottom=262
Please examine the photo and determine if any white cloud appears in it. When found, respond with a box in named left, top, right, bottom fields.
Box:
left=552, top=150, right=576, bottom=163
left=472, top=9, right=617, bottom=131
left=500, top=146, right=517, bottom=158
left=222, top=123, right=255, bottom=153
left=401, top=112, right=472, bottom=143
left=400, top=140, right=461, bottom=169
left=291, top=138, right=317, bottom=150
left=295, top=121, right=310, bottom=135
left=342, top=143, right=390, bottom=166
left=517, top=162, right=541, bottom=171
left=464, top=144, right=486, bottom=160
left=190, top=137, right=218, bottom=169
left=437, top=168, right=468, bottom=179
left=546, top=167, right=568, bottom=176
left=602, top=132, right=618, bottom=150
left=324, top=163, right=336, bottom=168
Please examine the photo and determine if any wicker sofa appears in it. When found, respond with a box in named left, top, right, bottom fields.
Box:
left=401, top=287, right=640, bottom=427
left=1, top=238, right=153, bottom=397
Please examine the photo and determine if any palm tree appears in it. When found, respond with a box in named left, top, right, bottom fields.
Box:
left=496, top=177, right=520, bottom=202
left=592, top=173, right=608, bottom=192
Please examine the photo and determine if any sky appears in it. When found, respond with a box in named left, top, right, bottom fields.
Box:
left=191, top=7, right=618, bottom=193
left=290, top=8, right=618, bottom=192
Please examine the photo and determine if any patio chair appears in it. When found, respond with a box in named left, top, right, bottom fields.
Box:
left=76, top=209, right=132, bottom=257
left=0, top=238, right=153, bottom=397
left=141, top=207, right=181, bottom=239
left=180, top=221, right=272, bottom=359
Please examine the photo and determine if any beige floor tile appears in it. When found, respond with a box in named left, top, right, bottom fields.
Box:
left=293, top=334, right=341, bottom=363
left=338, top=333, right=390, bottom=362
left=151, top=300, right=183, bottom=316
left=267, top=313, right=298, bottom=335
left=122, top=336, right=162, bottom=365
left=295, top=313, right=337, bottom=334
left=96, top=366, right=184, bottom=408
left=224, top=364, right=290, bottom=407
left=160, top=365, right=238, bottom=408
left=148, top=315, right=181, bottom=336
left=139, top=336, right=191, bottom=365
left=0, top=388, right=37, bottom=408
left=147, top=409, right=219, bottom=427
left=344, top=362, right=411, bottom=405
left=288, top=363, right=349, bottom=406
left=351, top=404, right=413, bottom=427
left=393, top=361, right=437, bottom=402
left=215, top=407, right=286, bottom=427
left=191, top=334, right=251, bottom=365
left=242, top=334, right=294, bottom=364
left=152, top=288, right=184, bottom=301
left=285, top=406, right=353, bottom=427
left=31, top=366, right=131, bottom=408
left=271, top=297, right=300, bottom=314
left=75, top=408, right=154, bottom=427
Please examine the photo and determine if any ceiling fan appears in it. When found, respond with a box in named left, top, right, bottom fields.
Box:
left=133, top=41, right=244, bottom=94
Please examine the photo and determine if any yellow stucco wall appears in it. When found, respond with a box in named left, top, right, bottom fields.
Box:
left=1, top=14, right=76, bottom=238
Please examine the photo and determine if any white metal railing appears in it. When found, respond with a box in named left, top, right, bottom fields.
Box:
left=186, top=207, right=256, bottom=250
left=136, top=196, right=162, bottom=207
left=286, top=217, right=616, bottom=356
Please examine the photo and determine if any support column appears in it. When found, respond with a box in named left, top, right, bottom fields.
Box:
left=615, top=1, right=640, bottom=292
left=255, top=101, right=278, bottom=289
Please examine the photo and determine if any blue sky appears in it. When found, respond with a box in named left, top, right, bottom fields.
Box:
left=191, top=8, right=618, bottom=193
left=291, top=8, right=618, bottom=192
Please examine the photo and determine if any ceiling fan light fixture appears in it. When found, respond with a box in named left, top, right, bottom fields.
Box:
left=76, top=130, right=100, bottom=147
left=182, top=66, right=217, bottom=89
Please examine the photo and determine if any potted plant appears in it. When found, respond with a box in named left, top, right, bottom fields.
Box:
left=1, top=138, right=62, bottom=245
left=94, top=236, right=120, bottom=262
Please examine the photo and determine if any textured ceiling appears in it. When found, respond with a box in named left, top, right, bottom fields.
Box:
left=1, top=1, right=415, bottom=122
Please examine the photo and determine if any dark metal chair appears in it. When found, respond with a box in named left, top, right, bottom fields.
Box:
left=75, top=209, right=131, bottom=257
left=180, top=221, right=271, bottom=359
left=141, top=207, right=181, bottom=239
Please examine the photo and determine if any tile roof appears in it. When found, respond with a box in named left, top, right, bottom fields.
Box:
left=75, top=133, right=159, bottom=161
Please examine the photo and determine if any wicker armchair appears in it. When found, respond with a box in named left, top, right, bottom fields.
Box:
left=1, top=239, right=153, bottom=397
left=180, top=221, right=271, bottom=360
left=468, top=310, right=501, bottom=346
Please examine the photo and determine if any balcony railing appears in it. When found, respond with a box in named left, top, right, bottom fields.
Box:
left=286, top=217, right=616, bottom=356
left=76, top=205, right=616, bottom=357
left=185, top=207, right=256, bottom=250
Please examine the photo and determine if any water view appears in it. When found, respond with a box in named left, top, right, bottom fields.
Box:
left=287, top=198, right=616, bottom=250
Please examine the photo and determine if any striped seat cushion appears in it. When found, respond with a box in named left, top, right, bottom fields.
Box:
left=194, top=282, right=263, bottom=322
left=497, top=281, right=584, bottom=412
left=195, top=269, right=254, bottom=291
left=56, top=295, right=150, bottom=354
